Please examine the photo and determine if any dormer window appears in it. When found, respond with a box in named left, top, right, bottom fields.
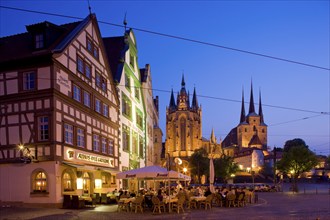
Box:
left=35, top=33, right=44, bottom=49
left=86, top=37, right=99, bottom=60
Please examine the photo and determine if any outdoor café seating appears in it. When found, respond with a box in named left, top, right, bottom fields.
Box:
left=171, top=195, right=185, bottom=213
left=226, top=193, right=236, bottom=207
left=199, top=194, right=213, bottom=210
left=152, top=196, right=166, bottom=214
left=131, top=196, right=144, bottom=213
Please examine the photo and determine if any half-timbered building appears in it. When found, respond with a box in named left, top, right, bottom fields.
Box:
left=0, top=14, right=120, bottom=206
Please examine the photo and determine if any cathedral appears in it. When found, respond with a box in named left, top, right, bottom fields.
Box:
left=165, top=75, right=203, bottom=160
left=222, top=83, right=267, bottom=152
left=165, top=76, right=268, bottom=172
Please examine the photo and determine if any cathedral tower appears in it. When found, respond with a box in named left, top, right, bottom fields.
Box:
left=165, top=75, right=202, bottom=159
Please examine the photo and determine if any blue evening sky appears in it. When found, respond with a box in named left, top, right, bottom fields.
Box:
left=1, top=1, right=329, bottom=155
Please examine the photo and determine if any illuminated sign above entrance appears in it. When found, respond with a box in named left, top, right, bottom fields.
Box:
left=65, top=147, right=114, bottom=167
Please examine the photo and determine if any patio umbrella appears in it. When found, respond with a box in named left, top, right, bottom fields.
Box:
left=209, top=157, right=215, bottom=193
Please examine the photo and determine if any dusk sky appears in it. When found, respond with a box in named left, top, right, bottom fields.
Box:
left=1, top=1, right=329, bottom=155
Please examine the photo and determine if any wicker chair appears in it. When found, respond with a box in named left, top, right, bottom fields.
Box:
left=226, top=193, right=236, bottom=207
left=171, top=195, right=186, bottom=213
left=199, top=194, right=214, bottom=210
left=117, top=199, right=130, bottom=212
left=187, top=195, right=198, bottom=209
left=152, top=196, right=166, bottom=214
left=131, top=196, right=144, bottom=213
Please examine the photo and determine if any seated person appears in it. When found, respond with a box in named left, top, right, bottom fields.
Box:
left=157, top=189, right=163, bottom=202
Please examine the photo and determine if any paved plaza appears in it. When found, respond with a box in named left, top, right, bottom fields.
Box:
left=1, top=184, right=329, bottom=220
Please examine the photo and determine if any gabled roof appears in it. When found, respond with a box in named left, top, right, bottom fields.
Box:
left=0, top=19, right=82, bottom=65
left=102, top=36, right=126, bottom=83
left=221, top=127, right=238, bottom=148
left=248, top=134, right=263, bottom=146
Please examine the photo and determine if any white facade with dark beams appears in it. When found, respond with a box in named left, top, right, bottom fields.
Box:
left=0, top=14, right=120, bottom=206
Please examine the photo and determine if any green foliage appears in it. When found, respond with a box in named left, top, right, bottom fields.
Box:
left=214, top=154, right=239, bottom=183
left=283, top=138, right=308, bottom=152
left=189, top=148, right=209, bottom=184
left=277, top=139, right=318, bottom=191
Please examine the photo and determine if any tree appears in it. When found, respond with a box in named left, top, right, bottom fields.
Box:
left=277, top=139, right=318, bottom=192
left=189, top=148, right=209, bottom=184
left=214, top=154, right=239, bottom=183
left=283, top=138, right=308, bottom=152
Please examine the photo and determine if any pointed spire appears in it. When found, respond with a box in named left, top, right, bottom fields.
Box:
left=192, top=87, right=198, bottom=110
left=240, top=88, right=246, bottom=123
left=181, top=74, right=185, bottom=88
left=249, top=80, right=255, bottom=114
left=259, top=89, right=264, bottom=123
left=210, top=128, right=216, bottom=144
left=169, top=89, right=176, bottom=109
left=123, top=12, right=127, bottom=31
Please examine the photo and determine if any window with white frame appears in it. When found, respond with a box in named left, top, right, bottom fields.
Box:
left=93, top=134, right=100, bottom=152
left=95, top=72, right=101, bottom=88
left=64, top=123, right=73, bottom=145
left=77, top=56, right=84, bottom=73
left=85, top=63, right=91, bottom=79
left=77, top=128, right=85, bottom=148
left=23, top=72, right=36, bottom=90
left=101, top=137, right=107, bottom=154
left=32, top=170, right=47, bottom=193
left=103, top=103, right=109, bottom=117
left=95, top=98, right=101, bottom=113
left=35, top=33, right=44, bottom=49
left=83, top=91, right=91, bottom=107
left=125, top=74, right=130, bottom=89
left=101, top=78, right=107, bottom=92
left=38, top=116, right=49, bottom=141
left=73, top=84, right=81, bottom=102
left=122, top=126, right=130, bottom=152
left=109, top=139, right=114, bottom=156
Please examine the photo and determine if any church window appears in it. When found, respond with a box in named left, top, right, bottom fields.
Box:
left=180, top=118, right=186, bottom=151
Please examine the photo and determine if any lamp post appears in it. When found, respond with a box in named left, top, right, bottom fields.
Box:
left=183, top=167, right=188, bottom=187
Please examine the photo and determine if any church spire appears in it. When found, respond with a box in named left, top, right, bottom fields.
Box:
left=210, top=128, right=216, bottom=144
left=181, top=74, right=185, bottom=88
left=249, top=80, right=256, bottom=114
left=259, top=89, right=264, bottom=123
left=240, top=89, right=246, bottom=123
left=169, top=89, right=176, bottom=110
left=192, top=87, right=198, bottom=110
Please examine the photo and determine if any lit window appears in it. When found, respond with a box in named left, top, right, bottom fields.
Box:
left=77, top=128, right=85, bottom=148
left=122, top=126, right=130, bottom=152
left=109, top=139, right=114, bottom=155
left=23, top=72, right=36, bottom=90
left=95, top=98, right=101, bottom=113
left=93, top=134, right=100, bottom=152
left=64, top=124, right=73, bottom=145
left=63, top=172, right=73, bottom=192
left=73, top=84, right=81, bottom=102
left=125, top=74, right=130, bottom=89
left=83, top=91, right=91, bottom=107
left=39, top=116, right=49, bottom=141
left=122, top=95, right=131, bottom=118
left=101, top=137, right=107, bottom=154
left=33, top=170, right=47, bottom=193
left=139, top=136, right=144, bottom=158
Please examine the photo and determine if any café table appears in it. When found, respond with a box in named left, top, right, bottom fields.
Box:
left=190, top=196, right=206, bottom=208
left=163, top=196, right=178, bottom=213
